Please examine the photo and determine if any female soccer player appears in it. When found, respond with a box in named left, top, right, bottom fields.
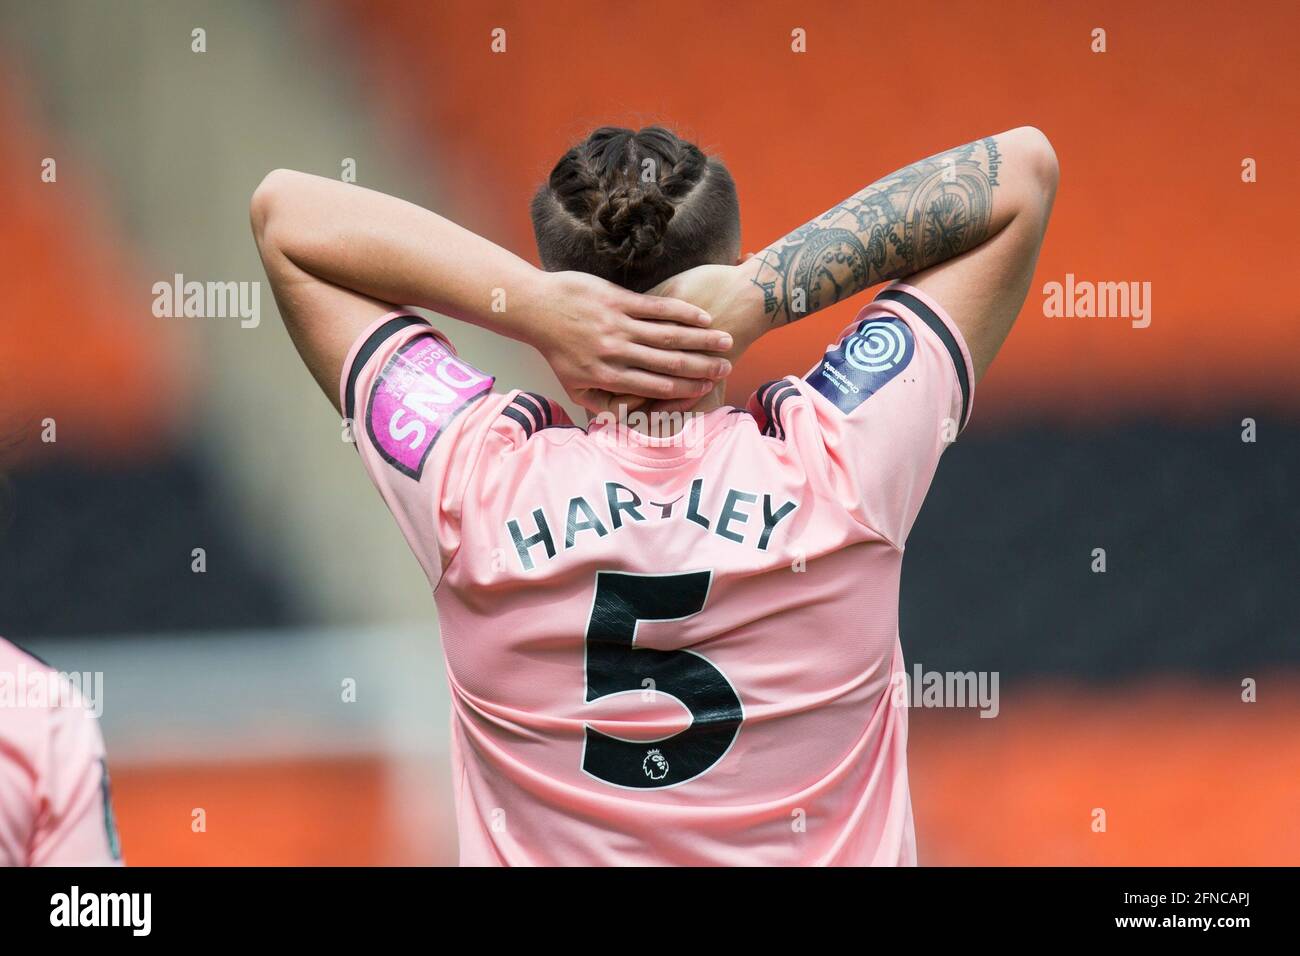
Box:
left=0, top=638, right=121, bottom=866
left=252, top=124, right=1056, bottom=865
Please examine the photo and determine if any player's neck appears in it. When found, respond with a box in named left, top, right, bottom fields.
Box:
left=685, top=382, right=727, bottom=419
left=587, top=381, right=727, bottom=436
left=646, top=381, right=726, bottom=435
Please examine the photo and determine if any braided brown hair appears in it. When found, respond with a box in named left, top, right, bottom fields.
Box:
left=531, top=126, right=740, bottom=292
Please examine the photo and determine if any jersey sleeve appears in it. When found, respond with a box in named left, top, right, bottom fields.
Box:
left=30, top=695, right=122, bottom=866
left=340, top=309, right=499, bottom=589
left=800, top=282, right=975, bottom=547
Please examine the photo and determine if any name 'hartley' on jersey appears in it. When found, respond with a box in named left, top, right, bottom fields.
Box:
left=504, top=476, right=800, bottom=571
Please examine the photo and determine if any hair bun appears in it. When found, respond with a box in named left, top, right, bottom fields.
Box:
left=590, top=181, right=676, bottom=267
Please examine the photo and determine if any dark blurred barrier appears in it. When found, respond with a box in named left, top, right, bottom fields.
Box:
left=903, top=422, right=1299, bottom=678
left=0, top=456, right=295, bottom=636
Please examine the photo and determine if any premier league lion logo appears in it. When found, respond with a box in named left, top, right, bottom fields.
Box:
left=642, top=748, right=669, bottom=781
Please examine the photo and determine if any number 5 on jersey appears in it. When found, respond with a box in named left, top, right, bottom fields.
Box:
left=582, top=570, right=743, bottom=789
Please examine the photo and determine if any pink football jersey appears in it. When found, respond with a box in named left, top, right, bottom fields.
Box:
left=343, top=282, right=973, bottom=866
left=0, top=638, right=122, bottom=866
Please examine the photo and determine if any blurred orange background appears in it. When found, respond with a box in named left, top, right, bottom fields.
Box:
left=335, top=0, right=1300, bottom=421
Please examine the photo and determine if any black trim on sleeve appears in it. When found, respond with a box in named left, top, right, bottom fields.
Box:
left=502, top=404, right=535, bottom=438
left=769, top=384, right=800, bottom=440
left=751, top=380, right=784, bottom=437
left=500, top=393, right=579, bottom=439
left=523, top=392, right=553, bottom=428
left=343, top=315, right=430, bottom=423
left=875, top=288, right=971, bottom=430
left=512, top=393, right=547, bottom=431
left=762, top=382, right=798, bottom=440
left=755, top=380, right=782, bottom=408
left=499, top=392, right=582, bottom=442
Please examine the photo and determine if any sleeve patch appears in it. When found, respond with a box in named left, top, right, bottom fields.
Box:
left=365, top=333, right=494, bottom=479
left=805, top=316, right=914, bottom=413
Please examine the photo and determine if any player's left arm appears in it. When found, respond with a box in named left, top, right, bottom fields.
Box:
left=651, top=127, right=1057, bottom=384
left=249, top=170, right=732, bottom=413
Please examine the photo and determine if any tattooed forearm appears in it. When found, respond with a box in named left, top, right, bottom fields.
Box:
left=750, top=136, right=1001, bottom=324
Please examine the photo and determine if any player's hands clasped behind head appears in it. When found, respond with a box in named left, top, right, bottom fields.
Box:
left=529, top=269, right=734, bottom=412
left=581, top=261, right=763, bottom=417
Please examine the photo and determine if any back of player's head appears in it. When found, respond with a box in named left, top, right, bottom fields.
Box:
left=531, top=126, right=740, bottom=293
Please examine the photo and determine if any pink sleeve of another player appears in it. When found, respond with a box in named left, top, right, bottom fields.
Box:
left=29, top=691, right=122, bottom=866
left=800, top=282, right=975, bottom=547
left=340, top=310, right=500, bottom=589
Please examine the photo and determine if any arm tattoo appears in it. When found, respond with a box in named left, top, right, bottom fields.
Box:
left=750, top=136, right=1001, bottom=325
